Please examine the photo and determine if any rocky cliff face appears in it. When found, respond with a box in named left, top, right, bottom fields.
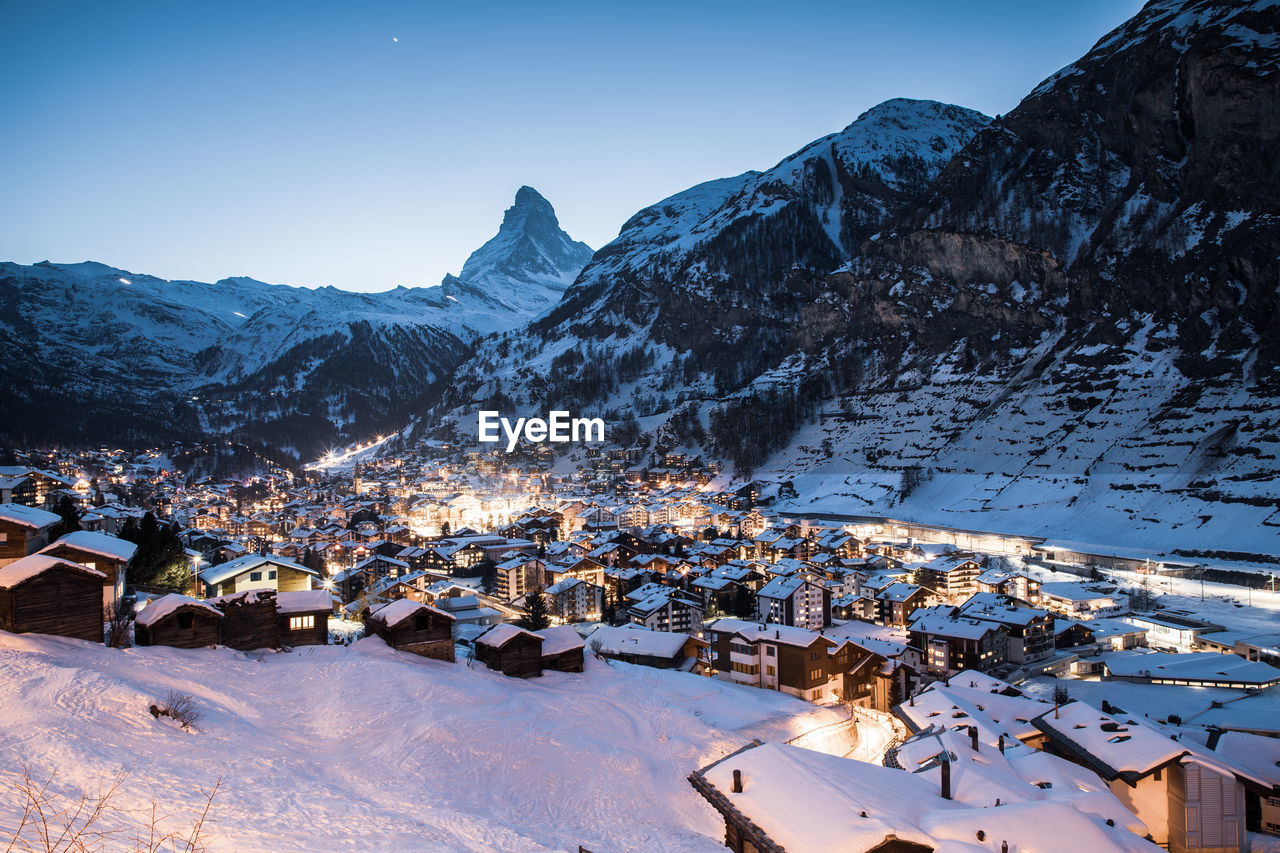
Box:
left=426, top=0, right=1280, bottom=553
left=453, top=186, right=595, bottom=315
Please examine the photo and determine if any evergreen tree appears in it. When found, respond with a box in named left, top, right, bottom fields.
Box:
left=519, top=586, right=551, bottom=631
left=50, top=495, right=82, bottom=541
left=732, top=583, right=757, bottom=619
left=125, top=513, right=188, bottom=591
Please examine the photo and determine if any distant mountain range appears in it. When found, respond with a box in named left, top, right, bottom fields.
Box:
left=0, top=187, right=591, bottom=456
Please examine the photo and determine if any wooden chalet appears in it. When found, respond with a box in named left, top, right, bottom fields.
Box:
left=276, top=589, right=332, bottom=646
left=535, top=625, right=585, bottom=673
left=135, top=594, right=223, bottom=649
left=474, top=623, right=544, bottom=678
left=0, top=504, right=61, bottom=566
left=198, top=554, right=318, bottom=598
left=366, top=599, right=455, bottom=662
left=0, top=555, right=105, bottom=643
left=39, top=530, right=137, bottom=607
left=210, top=589, right=280, bottom=650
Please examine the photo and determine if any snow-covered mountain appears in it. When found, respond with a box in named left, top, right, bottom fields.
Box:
left=432, top=98, right=993, bottom=423
left=445, top=185, right=595, bottom=316
left=0, top=188, right=592, bottom=457
left=424, top=0, right=1280, bottom=555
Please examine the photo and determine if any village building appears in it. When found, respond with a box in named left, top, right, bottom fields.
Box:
left=39, top=530, right=136, bottom=607
left=755, top=575, right=830, bottom=630
left=535, top=625, right=585, bottom=672
left=366, top=599, right=455, bottom=661
left=135, top=594, right=223, bottom=649
left=199, top=554, right=318, bottom=598
left=0, top=504, right=61, bottom=567
left=0, top=555, right=105, bottom=643
left=473, top=624, right=544, bottom=678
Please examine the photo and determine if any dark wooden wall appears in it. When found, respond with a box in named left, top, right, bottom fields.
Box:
left=215, top=592, right=280, bottom=650
left=0, top=567, right=102, bottom=643
left=541, top=648, right=584, bottom=673
left=0, top=521, right=40, bottom=563
left=477, top=634, right=543, bottom=678
left=136, top=608, right=222, bottom=649
left=369, top=610, right=454, bottom=662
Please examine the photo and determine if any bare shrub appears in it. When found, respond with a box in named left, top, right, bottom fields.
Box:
left=3, top=764, right=220, bottom=853
left=104, top=599, right=135, bottom=650
left=148, top=690, right=201, bottom=731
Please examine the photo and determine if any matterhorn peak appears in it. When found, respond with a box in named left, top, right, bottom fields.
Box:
left=448, top=186, right=594, bottom=314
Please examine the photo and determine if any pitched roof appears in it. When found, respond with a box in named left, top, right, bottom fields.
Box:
left=0, top=554, right=106, bottom=588
left=135, top=594, right=222, bottom=627
left=199, top=554, right=316, bottom=586
left=0, top=503, right=61, bottom=530
left=476, top=623, right=542, bottom=649
left=41, top=530, right=137, bottom=563
left=368, top=598, right=453, bottom=628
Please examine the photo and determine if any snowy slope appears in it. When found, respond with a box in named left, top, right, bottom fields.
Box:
left=0, top=631, right=846, bottom=852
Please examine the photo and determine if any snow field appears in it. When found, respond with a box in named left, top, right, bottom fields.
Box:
left=0, top=631, right=846, bottom=852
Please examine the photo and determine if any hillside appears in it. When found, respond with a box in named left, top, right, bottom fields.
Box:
left=0, top=630, right=848, bottom=852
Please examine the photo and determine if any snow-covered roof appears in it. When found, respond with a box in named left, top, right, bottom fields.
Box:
left=1104, top=650, right=1280, bottom=686
left=367, top=598, right=453, bottom=627
left=892, top=728, right=1146, bottom=835
left=275, top=589, right=335, bottom=615
left=957, top=592, right=1050, bottom=627
left=586, top=625, right=693, bottom=658
left=476, top=623, right=542, bottom=649
left=41, top=530, right=137, bottom=563
left=898, top=673, right=1053, bottom=743
left=199, top=554, right=316, bottom=586
left=695, top=740, right=1154, bottom=853
left=543, top=577, right=583, bottom=596
left=707, top=618, right=830, bottom=649
left=908, top=609, right=999, bottom=641
left=136, top=593, right=222, bottom=627
left=1032, top=701, right=1188, bottom=782
left=535, top=625, right=584, bottom=656
left=0, top=554, right=106, bottom=588
left=0, top=503, right=60, bottom=529
left=1039, top=582, right=1116, bottom=602
left=877, top=581, right=923, bottom=602
left=756, top=575, right=812, bottom=599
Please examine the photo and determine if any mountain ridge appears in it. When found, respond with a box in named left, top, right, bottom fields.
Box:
left=0, top=187, right=593, bottom=457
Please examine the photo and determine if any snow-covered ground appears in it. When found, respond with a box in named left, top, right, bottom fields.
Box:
left=0, top=631, right=848, bottom=852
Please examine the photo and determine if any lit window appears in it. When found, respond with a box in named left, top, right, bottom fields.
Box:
left=289, top=615, right=315, bottom=630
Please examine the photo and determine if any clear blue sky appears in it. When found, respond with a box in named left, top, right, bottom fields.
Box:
left=0, top=0, right=1144, bottom=292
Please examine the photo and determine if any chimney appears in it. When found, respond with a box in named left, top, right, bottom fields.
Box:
left=998, top=734, right=1005, bottom=754
left=970, top=726, right=979, bottom=752
left=731, top=769, right=743, bottom=793
left=940, top=759, right=952, bottom=800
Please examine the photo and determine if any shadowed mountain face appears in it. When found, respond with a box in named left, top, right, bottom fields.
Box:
left=426, top=0, right=1279, bottom=553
